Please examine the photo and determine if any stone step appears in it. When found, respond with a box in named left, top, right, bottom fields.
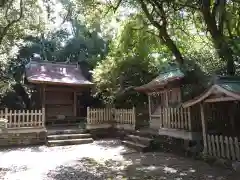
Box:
left=47, top=133, right=91, bottom=140
left=47, top=138, right=93, bottom=147
left=122, top=140, right=148, bottom=152
left=126, top=134, right=153, bottom=146
left=47, top=129, right=88, bottom=135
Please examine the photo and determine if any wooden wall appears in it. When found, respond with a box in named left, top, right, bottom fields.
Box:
left=42, top=85, right=79, bottom=120
left=45, top=91, right=74, bottom=118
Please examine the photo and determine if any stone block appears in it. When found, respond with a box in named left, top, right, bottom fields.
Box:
left=0, top=130, right=47, bottom=147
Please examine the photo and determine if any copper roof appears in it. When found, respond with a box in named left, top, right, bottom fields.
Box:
left=182, top=76, right=240, bottom=107
left=135, top=68, right=184, bottom=92
left=25, top=61, right=93, bottom=86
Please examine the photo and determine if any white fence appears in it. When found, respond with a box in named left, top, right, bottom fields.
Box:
left=150, top=107, right=192, bottom=130
left=86, top=107, right=136, bottom=130
left=0, top=108, right=45, bottom=129
left=207, top=134, right=240, bottom=161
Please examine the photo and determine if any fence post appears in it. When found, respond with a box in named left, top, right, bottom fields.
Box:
left=87, top=107, right=90, bottom=124
left=133, top=107, right=136, bottom=129
left=42, top=107, right=45, bottom=128
left=4, top=108, right=8, bottom=120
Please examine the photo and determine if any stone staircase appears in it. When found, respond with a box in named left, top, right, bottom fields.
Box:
left=47, top=128, right=93, bottom=147
left=122, top=132, right=154, bottom=152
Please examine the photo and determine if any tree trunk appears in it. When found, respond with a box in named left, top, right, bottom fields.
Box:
left=200, top=1, right=235, bottom=75
left=159, top=29, right=184, bottom=65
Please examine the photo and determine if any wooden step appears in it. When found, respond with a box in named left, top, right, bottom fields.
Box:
left=47, top=133, right=91, bottom=140
left=126, top=134, right=153, bottom=145
left=122, top=140, right=148, bottom=152
left=47, top=138, right=93, bottom=147
left=127, top=134, right=153, bottom=142
left=47, top=129, right=88, bottom=135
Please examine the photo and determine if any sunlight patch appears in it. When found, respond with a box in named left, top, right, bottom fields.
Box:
left=163, top=166, right=178, bottom=173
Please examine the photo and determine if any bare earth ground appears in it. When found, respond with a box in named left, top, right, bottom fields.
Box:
left=0, top=139, right=238, bottom=180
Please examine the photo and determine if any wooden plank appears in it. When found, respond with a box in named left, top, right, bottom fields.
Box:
left=215, top=135, right=221, bottom=157
left=132, top=107, right=136, bottom=128
left=187, top=107, right=191, bottom=131
left=211, top=135, right=217, bottom=157
left=225, top=136, right=230, bottom=160
left=200, top=103, right=207, bottom=154
left=184, top=108, right=188, bottom=130
left=42, top=107, right=45, bottom=127
left=177, top=108, right=181, bottom=129
left=207, top=135, right=212, bottom=156
left=234, top=137, right=240, bottom=160
left=148, top=95, right=151, bottom=116
left=219, top=135, right=225, bottom=158
left=169, top=108, right=173, bottom=128
left=204, top=97, right=236, bottom=103
left=229, top=137, right=236, bottom=160
left=9, top=109, right=12, bottom=128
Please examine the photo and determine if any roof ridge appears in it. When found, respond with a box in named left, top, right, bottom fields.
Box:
left=30, top=60, right=79, bottom=68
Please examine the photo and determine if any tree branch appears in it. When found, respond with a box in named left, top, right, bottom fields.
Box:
left=0, top=0, right=7, bottom=8
left=0, top=0, right=24, bottom=45
left=139, top=0, right=184, bottom=64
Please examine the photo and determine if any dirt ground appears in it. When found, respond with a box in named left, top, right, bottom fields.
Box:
left=0, top=140, right=238, bottom=180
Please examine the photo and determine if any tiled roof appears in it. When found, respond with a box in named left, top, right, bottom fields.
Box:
left=25, top=61, right=93, bottom=86
left=182, top=76, right=240, bottom=107
left=135, top=67, right=184, bottom=91
left=214, top=76, right=240, bottom=93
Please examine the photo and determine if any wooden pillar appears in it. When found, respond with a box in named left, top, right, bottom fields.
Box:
left=73, top=91, right=77, bottom=117
left=229, top=103, right=236, bottom=134
left=148, top=94, right=151, bottom=116
left=148, top=94, right=152, bottom=128
left=200, top=103, right=207, bottom=154
left=42, top=85, right=46, bottom=126
left=165, top=91, right=168, bottom=107
left=42, top=85, right=46, bottom=109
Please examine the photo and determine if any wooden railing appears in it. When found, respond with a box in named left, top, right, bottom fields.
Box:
left=114, top=108, right=136, bottom=125
left=87, top=107, right=136, bottom=130
left=206, top=134, right=240, bottom=161
left=152, top=107, right=191, bottom=130
left=86, top=108, right=112, bottom=125
left=0, top=108, right=45, bottom=129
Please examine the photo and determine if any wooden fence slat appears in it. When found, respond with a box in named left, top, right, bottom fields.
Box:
left=225, top=136, right=230, bottom=159
left=234, top=137, right=240, bottom=160
left=169, top=108, right=173, bottom=128
left=219, top=135, right=225, bottom=158
left=187, top=107, right=191, bottom=131
left=229, top=137, right=236, bottom=160
left=87, top=107, right=136, bottom=129
left=215, top=135, right=221, bottom=157
left=180, top=108, right=184, bottom=129
left=211, top=135, right=217, bottom=157
left=1, top=108, right=44, bottom=129
left=207, top=135, right=212, bottom=156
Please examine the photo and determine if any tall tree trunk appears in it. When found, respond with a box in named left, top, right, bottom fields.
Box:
left=201, top=0, right=235, bottom=75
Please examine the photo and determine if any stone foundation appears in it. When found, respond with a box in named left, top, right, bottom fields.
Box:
left=0, top=128, right=47, bottom=147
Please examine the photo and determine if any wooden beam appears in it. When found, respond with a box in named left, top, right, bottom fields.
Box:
left=200, top=103, right=207, bottom=154
left=45, top=86, right=78, bottom=92
left=204, top=96, right=236, bottom=103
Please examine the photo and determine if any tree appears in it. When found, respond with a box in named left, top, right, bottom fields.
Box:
left=78, top=0, right=240, bottom=75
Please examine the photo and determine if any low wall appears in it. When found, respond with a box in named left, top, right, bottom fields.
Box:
left=0, top=128, right=47, bottom=147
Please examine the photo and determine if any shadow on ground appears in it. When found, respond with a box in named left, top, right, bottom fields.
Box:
left=48, top=152, right=237, bottom=180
